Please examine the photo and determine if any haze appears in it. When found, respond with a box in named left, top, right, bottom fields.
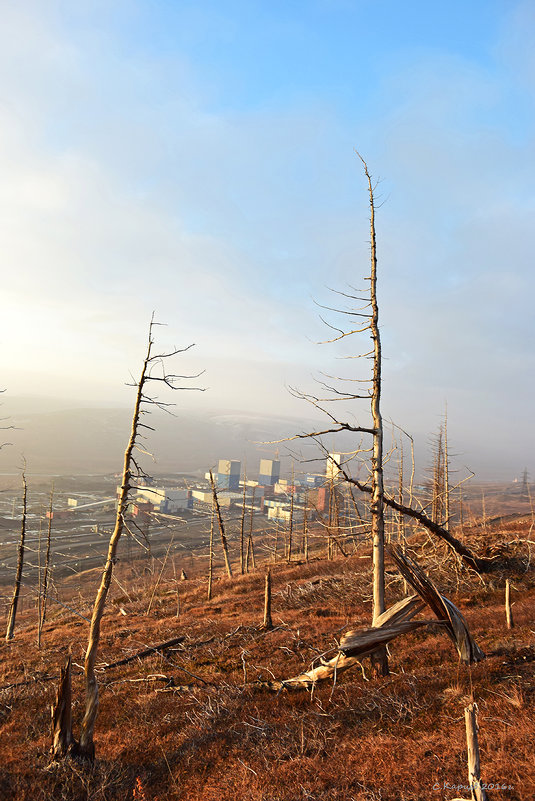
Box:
left=1, top=1, right=533, bottom=481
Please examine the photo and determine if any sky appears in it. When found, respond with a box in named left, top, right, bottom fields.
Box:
left=0, top=0, right=534, bottom=479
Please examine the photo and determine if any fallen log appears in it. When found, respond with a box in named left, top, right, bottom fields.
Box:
left=264, top=595, right=432, bottom=690
left=265, top=552, right=484, bottom=690
left=102, top=636, right=186, bottom=670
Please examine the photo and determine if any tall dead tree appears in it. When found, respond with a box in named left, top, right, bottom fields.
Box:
left=209, top=470, right=233, bottom=579
left=39, top=484, right=54, bottom=641
left=362, top=154, right=388, bottom=675
left=246, top=487, right=256, bottom=571
left=207, top=501, right=215, bottom=601
left=431, top=425, right=445, bottom=524
left=240, top=472, right=247, bottom=574
left=6, top=469, right=28, bottom=642
left=51, top=318, right=202, bottom=761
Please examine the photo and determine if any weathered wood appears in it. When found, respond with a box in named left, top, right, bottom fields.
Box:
left=247, top=487, right=256, bottom=571
left=40, top=484, right=54, bottom=637
left=269, top=593, right=428, bottom=691
left=6, top=471, right=28, bottom=642
left=357, top=154, right=388, bottom=677
left=51, top=656, right=75, bottom=759
left=240, top=475, right=247, bottom=574
left=207, top=502, right=214, bottom=600
left=262, top=569, right=273, bottom=630
left=209, top=470, right=233, bottom=578
left=389, top=546, right=485, bottom=663
left=505, top=579, right=514, bottom=629
left=465, top=703, right=488, bottom=801
left=102, top=636, right=186, bottom=670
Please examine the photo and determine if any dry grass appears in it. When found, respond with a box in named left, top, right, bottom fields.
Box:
left=1, top=517, right=534, bottom=800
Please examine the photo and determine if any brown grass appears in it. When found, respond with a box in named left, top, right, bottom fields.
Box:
left=1, top=518, right=534, bottom=800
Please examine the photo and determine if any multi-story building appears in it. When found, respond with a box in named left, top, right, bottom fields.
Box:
left=216, top=459, right=241, bottom=490
left=326, top=453, right=342, bottom=481
left=258, top=459, right=281, bottom=486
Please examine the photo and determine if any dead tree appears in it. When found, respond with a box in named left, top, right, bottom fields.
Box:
left=303, top=491, right=309, bottom=562
left=51, top=318, right=202, bottom=761
left=267, top=547, right=483, bottom=691
left=246, top=487, right=256, bottom=571
left=209, top=470, right=233, bottom=579
left=451, top=703, right=488, bottom=801
left=207, top=502, right=215, bottom=601
left=6, top=469, right=28, bottom=642
left=240, top=473, right=247, bottom=574
left=40, top=484, right=53, bottom=637
left=363, top=151, right=388, bottom=679
left=505, top=579, right=514, bottom=629
left=287, top=489, right=294, bottom=563
left=430, top=424, right=446, bottom=525
left=262, top=568, right=273, bottom=630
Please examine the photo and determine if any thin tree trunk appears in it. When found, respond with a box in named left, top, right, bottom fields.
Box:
left=464, top=703, right=488, bottom=801
left=262, top=569, right=273, bottom=630
left=246, top=487, right=256, bottom=571
left=172, top=558, right=180, bottom=617
left=398, top=440, right=405, bottom=544
left=358, top=155, right=388, bottom=677
left=240, top=474, right=247, bottom=575
left=41, top=485, right=54, bottom=631
left=6, top=471, right=28, bottom=642
left=303, top=492, right=309, bottom=562
left=505, top=579, right=514, bottom=629
left=444, top=405, right=450, bottom=528
left=287, top=492, right=294, bottom=563
left=78, top=339, right=152, bottom=757
left=51, top=656, right=74, bottom=759
left=37, top=509, right=42, bottom=649
left=207, top=502, right=215, bottom=600
left=209, top=470, right=233, bottom=579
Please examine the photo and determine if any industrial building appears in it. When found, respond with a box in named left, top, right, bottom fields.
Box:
left=216, top=459, right=241, bottom=490
left=258, top=459, right=280, bottom=486
left=135, top=486, right=192, bottom=513
left=326, top=453, right=342, bottom=481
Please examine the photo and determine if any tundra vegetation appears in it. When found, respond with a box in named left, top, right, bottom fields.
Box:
left=0, top=164, right=534, bottom=801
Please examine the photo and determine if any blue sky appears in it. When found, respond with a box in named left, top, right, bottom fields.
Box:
left=0, top=0, right=534, bottom=478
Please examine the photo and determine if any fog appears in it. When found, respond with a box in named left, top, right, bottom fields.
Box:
left=0, top=2, right=533, bottom=482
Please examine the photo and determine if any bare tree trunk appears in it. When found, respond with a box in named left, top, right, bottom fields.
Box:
left=6, top=470, right=28, bottom=642
left=464, top=703, right=488, bottom=801
left=41, top=485, right=54, bottom=632
left=505, top=579, right=514, bottom=629
left=444, top=405, right=450, bottom=528
left=240, top=475, right=247, bottom=575
left=172, top=558, right=180, bottom=617
left=78, top=337, right=152, bottom=758
left=51, top=656, right=75, bottom=759
left=207, top=502, right=214, bottom=601
left=246, top=487, right=256, bottom=571
left=37, top=510, right=42, bottom=649
left=75, top=320, right=201, bottom=759
left=358, top=154, right=388, bottom=677
left=327, top=478, right=334, bottom=560
left=262, top=569, right=273, bottom=630
left=287, top=491, right=294, bottom=563
left=209, top=470, right=233, bottom=579
left=398, top=440, right=405, bottom=544
left=303, top=492, right=309, bottom=562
